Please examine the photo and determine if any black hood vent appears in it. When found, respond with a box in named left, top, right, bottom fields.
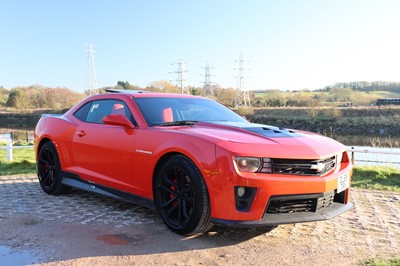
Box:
left=244, top=126, right=302, bottom=138
left=206, top=121, right=304, bottom=139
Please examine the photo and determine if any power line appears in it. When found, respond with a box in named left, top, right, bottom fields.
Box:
left=234, top=53, right=250, bottom=107
left=170, top=58, right=189, bottom=94
left=85, top=44, right=98, bottom=95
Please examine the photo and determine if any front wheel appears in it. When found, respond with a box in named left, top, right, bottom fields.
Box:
left=37, top=141, right=70, bottom=195
left=154, top=155, right=212, bottom=235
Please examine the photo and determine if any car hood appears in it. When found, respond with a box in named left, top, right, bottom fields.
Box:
left=168, top=121, right=346, bottom=159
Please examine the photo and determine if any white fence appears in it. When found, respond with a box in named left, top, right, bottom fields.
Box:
left=0, top=143, right=34, bottom=162
left=348, top=146, right=400, bottom=167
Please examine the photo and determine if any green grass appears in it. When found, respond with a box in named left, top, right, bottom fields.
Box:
left=0, top=148, right=36, bottom=175
left=352, top=166, right=400, bottom=192
left=362, top=258, right=400, bottom=266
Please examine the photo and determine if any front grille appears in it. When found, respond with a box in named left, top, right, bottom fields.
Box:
left=271, top=156, right=336, bottom=176
left=266, top=191, right=335, bottom=214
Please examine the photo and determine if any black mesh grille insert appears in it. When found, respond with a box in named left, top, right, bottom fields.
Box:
left=266, top=191, right=335, bottom=214
left=271, top=156, right=336, bottom=176
left=267, top=199, right=315, bottom=214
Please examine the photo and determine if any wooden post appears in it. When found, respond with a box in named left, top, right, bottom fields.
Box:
left=350, top=147, right=354, bottom=165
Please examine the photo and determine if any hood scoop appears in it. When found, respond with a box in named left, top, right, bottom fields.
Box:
left=205, top=121, right=304, bottom=139
left=244, top=126, right=302, bottom=138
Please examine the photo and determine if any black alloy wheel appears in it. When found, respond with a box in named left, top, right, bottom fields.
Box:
left=154, top=155, right=212, bottom=235
left=37, top=141, right=70, bottom=195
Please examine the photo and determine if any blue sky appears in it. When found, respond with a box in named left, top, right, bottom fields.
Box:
left=1, top=0, right=400, bottom=92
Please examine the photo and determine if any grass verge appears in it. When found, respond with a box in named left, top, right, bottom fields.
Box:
left=0, top=148, right=36, bottom=175
left=362, top=258, right=400, bottom=266
left=352, top=166, right=400, bottom=192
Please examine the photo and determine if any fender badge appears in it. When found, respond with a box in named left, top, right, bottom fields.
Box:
left=136, top=149, right=153, bottom=155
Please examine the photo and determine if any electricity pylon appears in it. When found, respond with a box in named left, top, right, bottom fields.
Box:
left=85, top=44, right=98, bottom=95
left=234, top=53, right=250, bottom=107
left=201, top=62, right=215, bottom=97
left=171, top=58, right=189, bottom=94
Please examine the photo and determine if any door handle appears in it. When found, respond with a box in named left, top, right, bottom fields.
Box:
left=77, top=130, right=86, bottom=137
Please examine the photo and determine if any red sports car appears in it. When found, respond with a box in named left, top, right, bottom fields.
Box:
left=34, top=90, right=352, bottom=235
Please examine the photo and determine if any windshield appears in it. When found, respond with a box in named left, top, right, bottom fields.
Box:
left=134, top=97, right=247, bottom=126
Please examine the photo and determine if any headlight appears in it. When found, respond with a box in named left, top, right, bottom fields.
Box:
left=335, top=152, right=343, bottom=172
left=235, top=157, right=261, bottom=172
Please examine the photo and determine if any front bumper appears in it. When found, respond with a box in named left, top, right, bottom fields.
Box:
left=206, top=147, right=353, bottom=224
left=212, top=191, right=353, bottom=226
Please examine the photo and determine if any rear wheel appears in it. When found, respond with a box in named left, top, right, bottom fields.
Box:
left=154, top=155, right=212, bottom=235
left=37, top=141, right=70, bottom=195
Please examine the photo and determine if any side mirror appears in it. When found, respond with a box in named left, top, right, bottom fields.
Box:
left=103, top=114, right=135, bottom=129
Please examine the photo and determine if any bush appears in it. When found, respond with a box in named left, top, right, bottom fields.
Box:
left=5, top=85, right=84, bottom=109
left=13, top=140, right=31, bottom=146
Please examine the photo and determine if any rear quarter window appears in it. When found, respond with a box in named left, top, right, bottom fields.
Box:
left=73, top=102, right=92, bottom=122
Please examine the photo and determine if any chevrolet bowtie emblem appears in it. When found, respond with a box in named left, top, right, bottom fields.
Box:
left=311, top=162, right=326, bottom=172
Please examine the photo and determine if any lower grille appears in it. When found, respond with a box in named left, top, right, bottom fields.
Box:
left=266, top=191, right=335, bottom=214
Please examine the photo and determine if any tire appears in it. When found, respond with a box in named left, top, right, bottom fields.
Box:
left=37, top=141, right=71, bottom=195
left=154, top=155, right=212, bottom=235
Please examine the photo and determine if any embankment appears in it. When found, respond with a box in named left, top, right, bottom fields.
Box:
left=241, top=106, right=400, bottom=137
left=0, top=109, right=66, bottom=130
left=0, top=113, right=41, bottom=130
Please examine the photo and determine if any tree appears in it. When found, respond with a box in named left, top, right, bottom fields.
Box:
left=5, top=86, right=83, bottom=109
left=263, top=89, right=285, bottom=107
left=6, top=88, right=25, bottom=108
left=117, top=81, right=130, bottom=90
left=329, top=88, right=353, bottom=102
left=0, top=86, right=8, bottom=106
left=147, top=80, right=178, bottom=93
left=214, top=87, right=236, bottom=107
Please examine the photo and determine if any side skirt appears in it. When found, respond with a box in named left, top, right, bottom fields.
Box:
left=61, top=171, right=155, bottom=209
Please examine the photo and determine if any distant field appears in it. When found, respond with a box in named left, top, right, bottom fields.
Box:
left=253, top=90, right=400, bottom=107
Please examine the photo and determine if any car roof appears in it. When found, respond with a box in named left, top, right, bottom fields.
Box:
left=104, top=89, right=204, bottom=99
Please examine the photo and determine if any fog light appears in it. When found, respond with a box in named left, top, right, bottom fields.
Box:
left=234, top=186, right=257, bottom=212
left=237, top=186, right=246, bottom=197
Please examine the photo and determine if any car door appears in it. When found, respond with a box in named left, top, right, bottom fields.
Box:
left=71, top=99, right=137, bottom=192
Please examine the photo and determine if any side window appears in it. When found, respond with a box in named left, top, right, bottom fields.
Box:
left=85, top=99, right=136, bottom=125
left=73, top=102, right=92, bottom=122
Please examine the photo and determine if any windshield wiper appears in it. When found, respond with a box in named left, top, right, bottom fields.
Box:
left=157, top=120, right=199, bottom=127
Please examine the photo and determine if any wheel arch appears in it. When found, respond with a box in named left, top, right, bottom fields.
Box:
left=152, top=150, right=212, bottom=196
left=152, top=152, right=182, bottom=196
left=150, top=140, right=218, bottom=204
left=36, top=137, right=52, bottom=158
left=36, top=137, right=67, bottom=171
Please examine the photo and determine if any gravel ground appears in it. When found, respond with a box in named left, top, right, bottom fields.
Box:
left=0, top=174, right=399, bottom=266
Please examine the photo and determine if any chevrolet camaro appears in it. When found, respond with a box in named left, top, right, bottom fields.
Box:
left=34, top=90, right=352, bottom=235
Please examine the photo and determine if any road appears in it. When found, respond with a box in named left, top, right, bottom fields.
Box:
left=0, top=175, right=399, bottom=265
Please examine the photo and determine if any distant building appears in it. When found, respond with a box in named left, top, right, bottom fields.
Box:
left=376, top=98, right=400, bottom=106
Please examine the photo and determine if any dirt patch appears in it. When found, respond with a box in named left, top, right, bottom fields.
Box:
left=0, top=175, right=399, bottom=265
